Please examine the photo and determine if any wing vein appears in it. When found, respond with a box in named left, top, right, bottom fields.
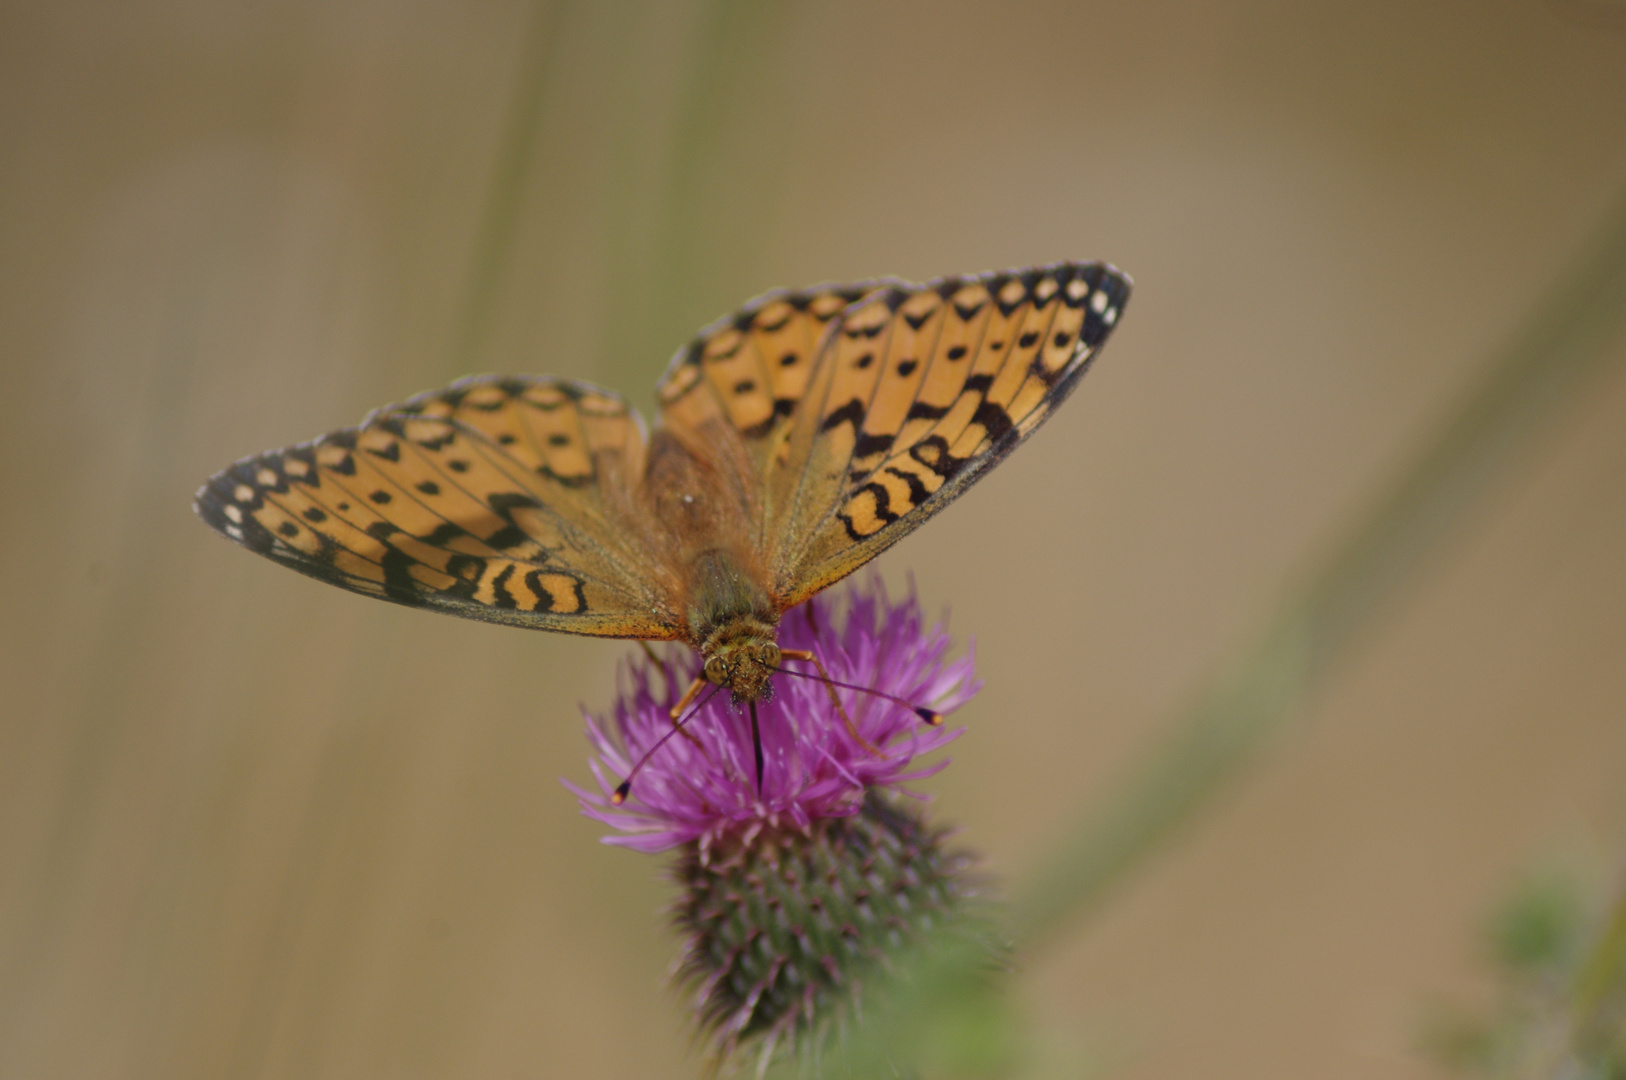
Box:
left=394, top=428, right=652, bottom=603
left=451, top=426, right=658, bottom=603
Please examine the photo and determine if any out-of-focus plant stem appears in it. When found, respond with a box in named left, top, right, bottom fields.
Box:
left=1010, top=189, right=1626, bottom=947
left=1568, top=873, right=1626, bottom=1048
left=445, top=0, right=565, bottom=378
left=594, top=0, right=795, bottom=386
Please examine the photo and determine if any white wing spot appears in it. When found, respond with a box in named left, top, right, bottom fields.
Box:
left=579, top=393, right=625, bottom=417
left=225, top=524, right=243, bottom=540
left=1066, top=278, right=1089, bottom=301
left=1090, top=291, right=1108, bottom=314
left=1103, top=307, right=1118, bottom=326
left=224, top=504, right=243, bottom=524
left=658, top=363, right=702, bottom=402
left=234, top=484, right=254, bottom=502
left=256, top=468, right=278, bottom=486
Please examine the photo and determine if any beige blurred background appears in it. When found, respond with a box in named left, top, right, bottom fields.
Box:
left=3, top=1, right=1626, bottom=1077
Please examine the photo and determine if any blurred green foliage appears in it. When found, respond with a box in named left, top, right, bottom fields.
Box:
left=1428, top=863, right=1626, bottom=1080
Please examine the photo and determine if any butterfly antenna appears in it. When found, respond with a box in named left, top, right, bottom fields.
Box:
left=776, top=663, right=944, bottom=726
left=776, top=649, right=943, bottom=758
left=612, top=684, right=722, bottom=805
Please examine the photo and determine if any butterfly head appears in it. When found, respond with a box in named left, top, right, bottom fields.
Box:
left=700, top=617, right=781, bottom=705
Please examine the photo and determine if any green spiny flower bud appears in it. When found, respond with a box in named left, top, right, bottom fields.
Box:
left=673, top=791, right=977, bottom=1063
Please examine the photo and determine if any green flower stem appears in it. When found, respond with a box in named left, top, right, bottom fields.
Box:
left=1011, top=188, right=1626, bottom=947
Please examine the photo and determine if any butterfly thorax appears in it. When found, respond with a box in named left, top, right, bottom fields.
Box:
left=687, top=549, right=781, bottom=703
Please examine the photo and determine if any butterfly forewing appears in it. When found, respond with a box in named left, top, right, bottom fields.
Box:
left=195, top=376, right=683, bottom=638
left=768, top=261, right=1130, bottom=606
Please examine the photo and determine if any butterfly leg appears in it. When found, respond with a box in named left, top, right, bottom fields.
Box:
left=661, top=673, right=713, bottom=751
left=779, top=648, right=884, bottom=757
left=669, top=675, right=707, bottom=721
left=612, top=682, right=723, bottom=805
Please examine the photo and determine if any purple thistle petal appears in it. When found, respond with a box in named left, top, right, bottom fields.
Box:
left=569, top=577, right=978, bottom=853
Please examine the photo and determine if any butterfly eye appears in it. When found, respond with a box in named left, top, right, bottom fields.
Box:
left=703, top=655, right=729, bottom=685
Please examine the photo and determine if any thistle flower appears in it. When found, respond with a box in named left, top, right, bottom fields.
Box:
left=571, top=578, right=977, bottom=854
left=568, top=578, right=986, bottom=1067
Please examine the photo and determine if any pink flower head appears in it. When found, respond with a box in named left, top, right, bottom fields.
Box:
left=567, top=578, right=978, bottom=854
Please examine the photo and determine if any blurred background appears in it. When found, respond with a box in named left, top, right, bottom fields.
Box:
left=3, top=1, right=1625, bottom=1077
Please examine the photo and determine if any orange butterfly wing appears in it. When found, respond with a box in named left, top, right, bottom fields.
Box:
left=769, top=261, right=1130, bottom=606
left=195, top=376, right=683, bottom=638
left=651, top=261, right=1130, bottom=611
left=654, top=281, right=874, bottom=555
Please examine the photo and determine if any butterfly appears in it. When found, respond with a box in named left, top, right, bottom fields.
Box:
left=196, top=260, right=1130, bottom=747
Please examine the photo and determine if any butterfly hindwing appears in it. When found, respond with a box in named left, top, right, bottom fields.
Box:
left=768, top=261, right=1131, bottom=606
left=655, top=282, right=873, bottom=476
left=195, top=376, right=683, bottom=638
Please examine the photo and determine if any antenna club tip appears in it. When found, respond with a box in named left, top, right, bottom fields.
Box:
left=915, top=706, right=943, bottom=726
left=611, top=782, right=631, bottom=805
